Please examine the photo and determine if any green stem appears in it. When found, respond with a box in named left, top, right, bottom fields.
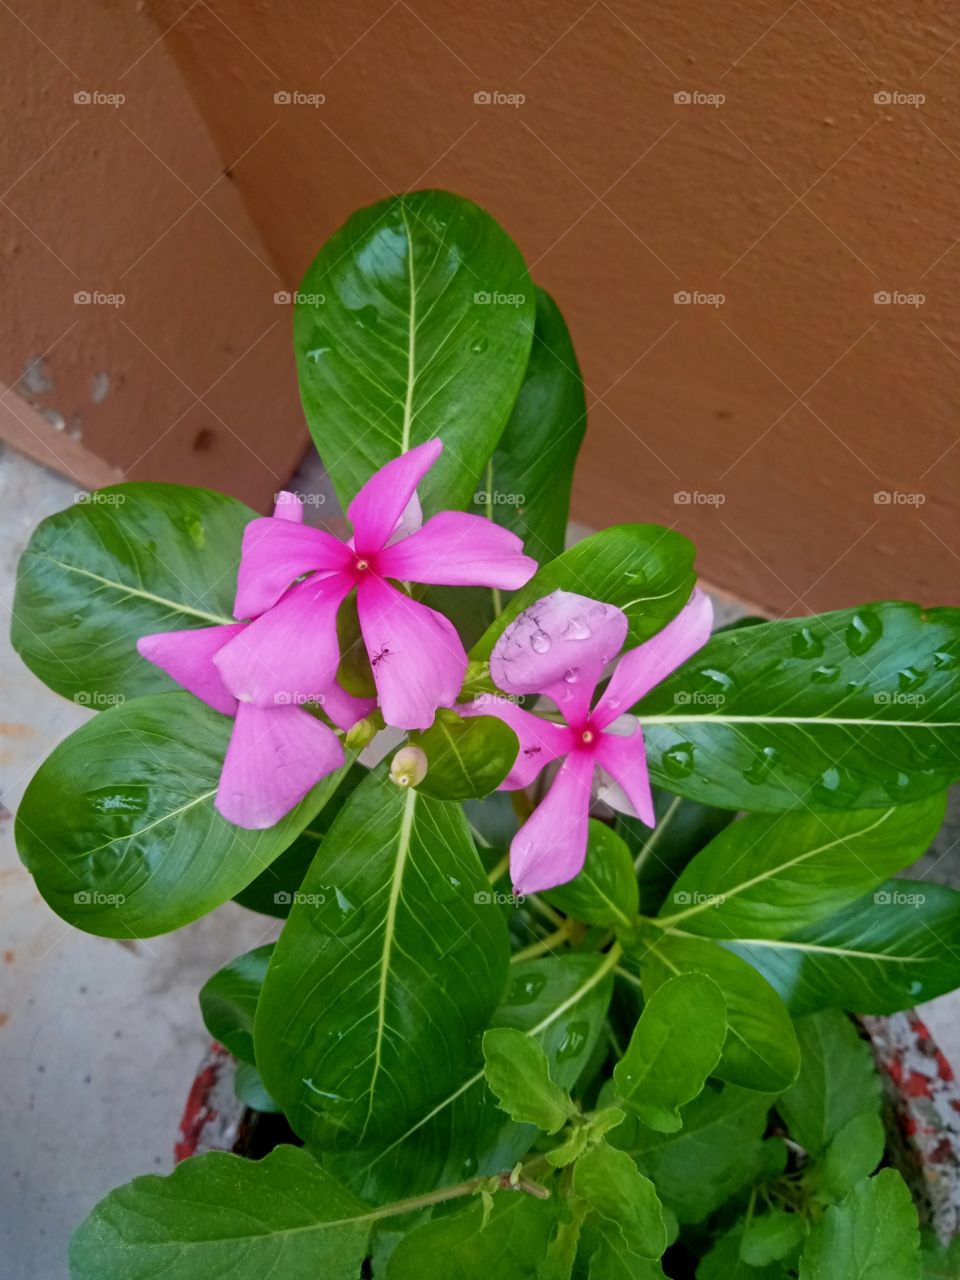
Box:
left=511, top=920, right=578, bottom=963
left=633, top=793, right=681, bottom=874
left=487, top=851, right=511, bottom=885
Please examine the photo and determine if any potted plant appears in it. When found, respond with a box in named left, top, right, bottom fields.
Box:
left=11, top=190, right=960, bottom=1279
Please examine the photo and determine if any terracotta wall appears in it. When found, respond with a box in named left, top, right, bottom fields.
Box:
left=5, top=0, right=960, bottom=613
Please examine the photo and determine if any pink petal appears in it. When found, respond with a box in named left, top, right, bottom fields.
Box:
left=272, top=490, right=304, bottom=523
left=378, top=512, right=537, bottom=589
left=137, top=624, right=244, bottom=716
left=356, top=575, right=467, bottom=730
left=216, top=702, right=343, bottom=829
left=215, top=573, right=353, bottom=707
left=510, top=749, right=595, bottom=894
left=321, top=681, right=376, bottom=733
left=460, top=694, right=574, bottom=790
left=385, top=490, right=422, bottom=546
left=490, top=591, right=628, bottom=725
left=347, top=439, right=443, bottom=554
left=234, top=519, right=353, bottom=620
left=592, top=589, right=714, bottom=728
left=594, top=729, right=655, bottom=826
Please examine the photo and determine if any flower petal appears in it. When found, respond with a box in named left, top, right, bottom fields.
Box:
left=594, top=728, right=655, bottom=827
left=137, top=623, right=244, bottom=716
left=348, top=439, right=443, bottom=554
left=378, top=512, right=537, bottom=589
left=592, top=588, right=713, bottom=727
left=356, top=575, right=466, bottom=730
left=215, top=573, right=353, bottom=707
left=216, top=702, right=343, bottom=829
left=321, top=681, right=376, bottom=733
left=234, top=519, right=353, bottom=619
left=385, top=489, right=422, bottom=546
left=490, top=590, right=628, bottom=724
left=272, top=490, right=304, bottom=523
left=460, top=693, right=574, bottom=789
left=510, top=749, right=595, bottom=894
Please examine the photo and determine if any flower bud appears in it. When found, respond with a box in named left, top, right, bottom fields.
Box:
left=390, top=745, right=428, bottom=788
left=345, top=716, right=377, bottom=750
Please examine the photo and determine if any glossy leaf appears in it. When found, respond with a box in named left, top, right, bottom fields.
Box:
left=15, top=693, right=345, bottom=937
left=722, top=880, right=960, bottom=1015
left=12, top=482, right=253, bottom=703
left=635, top=603, right=960, bottom=811
left=620, top=789, right=735, bottom=916
left=613, top=973, right=726, bottom=1131
left=777, top=1011, right=881, bottom=1156
left=199, top=944, right=273, bottom=1064
left=572, top=1141, right=667, bottom=1261
left=662, top=797, right=945, bottom=940
left=294, top=190, right=534, bottom=515
left=411, top=710, right=519, bottom=800
left=255, top=769, right=508, bottom=1149
left=544, top=821, right=639, bottom=929
left=799, top=1168, right=921, bottom=1280
left=69, top=1146, right=373, bottom=1280
left=328, top=953, right=615, bottom=1202
left=482, top=1027, right=575, bottom=1134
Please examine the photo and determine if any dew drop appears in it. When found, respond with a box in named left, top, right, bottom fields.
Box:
left=563, top=667, right=580, bottom=684
left=662, top=743, right=696, bottom=778
left=933, top=650, right=958, bottom=670
left=813, top=765, right=857, bottom=808
left=846, top=611, right=883, bottom=656
left=530, top=630, right=551, bottom=654
left=306, top=347, right=330, bottom=363
left=508, top=972, right=547, bottom=1005
left=461, top=1154, right=479, bottom=1176
left=791, top=626, right=824, bottom=659
left=745, top=745, right=778, bottom=785
left=562, top=615, right=593, bottom=641
left=86, top=785, right=149, bottom=816
left=556, top=1020, right=589, bottom=1063
left=812, top=664, right=840, bottom=683
left=897, top=666, right=927, bottom=692
left=470, top=335, right=489, bottom=354
left=700, top=668, right=735, bottom=692
left=352, top=304, right=379, bottom=330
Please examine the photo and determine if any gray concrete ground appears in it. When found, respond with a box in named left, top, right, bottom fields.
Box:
left=1, top=444, right=958, bottom=1279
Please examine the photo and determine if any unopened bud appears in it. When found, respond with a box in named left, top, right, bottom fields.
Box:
left=345, top=716, right=377, bottom=750
left=390, top=745, right=428, bottom=788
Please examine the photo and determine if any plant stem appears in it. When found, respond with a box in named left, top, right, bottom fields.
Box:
left=511, top=920, right=578, bottom=962
left=487, top=852, right=510, bottom=885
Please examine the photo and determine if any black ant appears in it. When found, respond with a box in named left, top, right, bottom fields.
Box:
left=523, top=745, right=541, bottom=757
left=371, top=645, right=392, bottom=668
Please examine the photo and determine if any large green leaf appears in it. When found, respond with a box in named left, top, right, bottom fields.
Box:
left=814, top=1111, right=885, bottom=1203
left=11, top=482, right=253, bottom=703
left=471, top=525, right=697, bottom=664
left=199, top=944, right=273, bottom=1064
left=69, top=1146, right=373, bottom=1280
left=15, top=693, right=343, bottom=937
left=544, top=821, right=639, bottom=929
left=777, top=1011, right=881, bottom=1156
left=621, top=788, right=735, bottom=916
left=661, top=797, right=945, bottom=940
left=628, top=933, right=800, bottom=1091
left=255, top=769, right=509, bottom=1150
left=635, top=603, right=960, bottom=811
left=328, top=952, right=616, bottom=1202
left=573, top=1141, right=667, bottom=1260
left=721, top=880, right=960, bottom=1014
left=294, top=190, right=534, bottom=515
left=799, top=1168, right=921, bottom=1280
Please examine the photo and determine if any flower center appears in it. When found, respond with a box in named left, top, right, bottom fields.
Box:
left=354, top=557, right=371, bottom=573
left=581, top=729, right=595, bottom=745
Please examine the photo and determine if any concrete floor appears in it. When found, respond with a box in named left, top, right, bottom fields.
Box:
left=1, top=444, right=959, bottom=1280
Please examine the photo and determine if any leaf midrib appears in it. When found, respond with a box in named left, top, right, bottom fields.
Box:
left=29, top=553, right=234, bottom=626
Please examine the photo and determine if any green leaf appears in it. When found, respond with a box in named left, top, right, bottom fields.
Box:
left=617, top=1082, right=779, bottom=1224
left=572, top=1141, right=667, bottom=1260
left=799, top=1168, right=921, bottom=1280
left=255, top=769, right=508, bottom=1149
left=69, top=1146, right=373, bottom=1280
left=234, top=1060, right=281, bottom=1113
left=630, top=934, right=800, bottom=1091
left=697, top=1223, right=792, bottom=1279
left=741, top=1209, right=806, bottom=1266
left=12, top=482, right=253, bottom=703
left=613, top=973, right=726, bottom=1131
left=722, top=880, right=960, bottom=1014
left=635, top=603, right=960, bottom=811
left=294, top=190, right=534, bottom=515
left=814, top=1111, right=885, bottom=1202
left=199, top=944, right=273, bottom=1064
left=471, top=524, right=697, bottom=664
left=584, top=1220, right=669, bottom=1279
left=483, top=1027, right=576, bottom=1134
left=662, top=797, right=945, bottom=940
left=411, top=710, right=519, bottom=800
left=777, top=1011, right=881, bottom=1156
left=15, top=693, right=345, bottom=937
left=327, top=953, right=615, bottom=1202
left=621, top=789, right=735, bottom=916
left=544, top=821, right=639, bottom=929
left=921, top=1228, right=960, bottom=1279
left=386, top=1191, right=557, bottom=1279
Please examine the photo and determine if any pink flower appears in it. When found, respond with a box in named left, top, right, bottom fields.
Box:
left=465, top=588, right=713, bottom=894
left=213, top=439, right=537, bottom=730
left=137, top=493, right=373, bottom=829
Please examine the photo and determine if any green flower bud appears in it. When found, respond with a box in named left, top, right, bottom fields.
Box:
left=390, top=745, right=428, bottom=788
left=345, top=716, right=377, bottom=750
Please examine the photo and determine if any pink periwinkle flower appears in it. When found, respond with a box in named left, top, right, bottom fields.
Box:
left=464, top=588, right=713, bottom=894
left=213, top=438, right=537, bottom=730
